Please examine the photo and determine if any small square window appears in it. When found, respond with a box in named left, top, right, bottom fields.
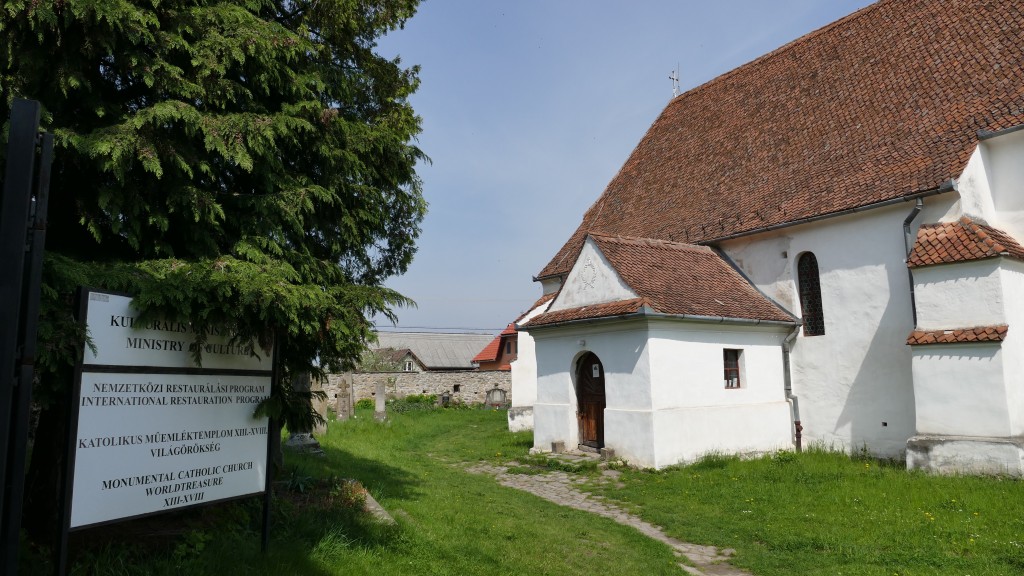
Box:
left=404, top=361, right=413, bottom=371
left=723, top=349, right=742, bottom=389
left=453, top=384, right=461, bottom=393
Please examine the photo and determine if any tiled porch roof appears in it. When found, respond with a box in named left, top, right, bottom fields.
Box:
left=908, top=217, right=1024, bottom=268
left=906, top=325, right=1008, bottom=346
left=526, top=235, right=796, bottom=328
left=524, top=298, right=649, bottom=328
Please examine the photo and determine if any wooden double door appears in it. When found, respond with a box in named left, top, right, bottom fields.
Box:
left=576, top=352, right=606, bottom=449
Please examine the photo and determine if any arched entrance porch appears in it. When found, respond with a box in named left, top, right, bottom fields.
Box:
left=576, top=352, right=606, bottom=450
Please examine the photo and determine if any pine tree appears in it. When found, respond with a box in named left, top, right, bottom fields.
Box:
left=0, top=0, right=426, bottom=537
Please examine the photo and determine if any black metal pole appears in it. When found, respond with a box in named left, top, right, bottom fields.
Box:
left=0, top=98, right=43, bottom=576
left=55, top=289, right=89, bottom=576
left=261, top=416, right=275, bottom=553
left=3, top=130, right=53, bottom=575
left=262, top=336, right=281, bottom=553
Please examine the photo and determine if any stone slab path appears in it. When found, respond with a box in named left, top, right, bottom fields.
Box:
left=465, top=462, right=754, bottom=576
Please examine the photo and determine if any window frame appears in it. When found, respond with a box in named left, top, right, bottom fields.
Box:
left=797, top=252, right=825, bottom=336
left=723, top=349, right=742, bottom=389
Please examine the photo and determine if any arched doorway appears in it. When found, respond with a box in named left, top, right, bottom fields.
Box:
left=576, top=352, right=606, bottom=449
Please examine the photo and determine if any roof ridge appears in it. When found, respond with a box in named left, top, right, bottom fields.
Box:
left=590, top=233, right=710, bottom=253
left=909, top=216, right=1024, bottom=268
left=959, top=215, right=1008, bottom=254
left=538, top=1, right=1024, bottom=281
left=669, top=0, right=885, bottom=109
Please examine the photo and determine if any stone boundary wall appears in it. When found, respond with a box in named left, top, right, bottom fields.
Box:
left=323, top=370, right=512, bottom=409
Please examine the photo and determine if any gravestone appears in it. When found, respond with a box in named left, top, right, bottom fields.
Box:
left=334, top=373, right=354, bottom=421
left=485, top=387, right=507, bottom=408
left=374, top=381, right=386, bottom=421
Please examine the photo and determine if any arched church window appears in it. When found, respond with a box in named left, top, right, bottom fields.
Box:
left=797, top=252, right=825, bottom=336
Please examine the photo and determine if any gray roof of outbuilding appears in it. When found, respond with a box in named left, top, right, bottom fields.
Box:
left=372, top=332, right=496, bottom=370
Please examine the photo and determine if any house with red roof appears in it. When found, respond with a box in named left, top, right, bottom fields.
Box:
left=518, top=0, right=1024, bottom=473
left=472, top=324, right=519, bottom=371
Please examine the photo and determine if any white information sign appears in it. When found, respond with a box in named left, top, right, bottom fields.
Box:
left=83, top=292, right=271, bottom=371
left=71, top=373, right=270, bottom=528
left=70, top=290, right=274, bottom=529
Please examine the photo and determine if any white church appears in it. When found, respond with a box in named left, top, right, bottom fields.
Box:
left=508, top=0, right=1024, bottom=474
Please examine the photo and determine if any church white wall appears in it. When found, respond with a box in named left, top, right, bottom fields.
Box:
left=722, top=235, right=799, bottom=312
left=509, top=331, right=538, bottom=409
left=531, top=318, right=794, bottom=468
left=647, top=322, right=788, bottom=409
left=720, top=201, right=956, bottom=457
left=936, top=132, right=1024, bottom=238
left=955, top=144, right=997, bottom=224
left=998, top=260, right=1024, bottom=435
left=508, top=300, right=553, bottom=432
left=913, top=259, right=1005, bottom=330
left=548, top=238, right=636, bottom=311
left=984, top=129, right=1024, bottom=242
left=508, top=327, right=538, bottom=432
left=531, top=320, right=652, bottom=455
left=911, top=343, right=1010, bottom=437
left=603, top=410, right=657, bottom=468
left=907, top=436, right=1024, bottom=477
left=540, top=276, right=562, bottom=295
left=906, top=257, right=1024, bottom=476
left=645, top=322, right=793, bottom=467
left=651, top=403, right=793, bottom=468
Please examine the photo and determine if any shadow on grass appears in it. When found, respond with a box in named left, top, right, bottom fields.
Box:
left=21, top=443, right=425, bottom=576
left=284, top=441, right=424, bottom=504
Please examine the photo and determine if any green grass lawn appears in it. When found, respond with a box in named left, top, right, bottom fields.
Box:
left=42, top=407, right=680, bottom=575
left=585, top=449, right=1024, bottom=576
left=274, top=407, right=680, bottom=576
left=33, top=407, right=1024, bottom=575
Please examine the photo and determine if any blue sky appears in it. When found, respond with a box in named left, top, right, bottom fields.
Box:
left=374, top=0, right=874, bottom=333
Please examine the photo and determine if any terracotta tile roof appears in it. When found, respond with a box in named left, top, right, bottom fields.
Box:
left=472, top=336, right=501, bottom=363
left=473, top=323, right=518, bottom=363
left=515, top=292, right=557, bottom=324
left=538, top=0, right=1024, bottom=280
left=906, top=325, right=1008, bottom=345
left=908, top=217, right=1024, bottom=268
left=525, top=298, right=648, bottom=328
left=526, top=235, right=796, bottom=328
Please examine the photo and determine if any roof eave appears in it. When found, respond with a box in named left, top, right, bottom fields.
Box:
left=908, top=251, right=1024, bottom=269
left=700, top=180, right=958, bottom=246
left=977, top=123, right=1024, bottom=140
left=524, top=310, right=648, bottom=331
left=641, top=310, right=799, bottom=328
left=534, top=181, right=959, bottom=282
left=525, top=305, right=798, bottom=331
